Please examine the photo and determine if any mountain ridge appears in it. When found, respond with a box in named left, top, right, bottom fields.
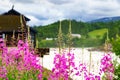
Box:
left=88, top=16, right=120, bottom=23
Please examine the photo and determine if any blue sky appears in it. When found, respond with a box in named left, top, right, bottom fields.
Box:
left=0, top=0, right=120, bottom=26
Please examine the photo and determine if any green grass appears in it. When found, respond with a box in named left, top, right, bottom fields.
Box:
left=88, top=28, right=108, bottom=39
left=39, top=40, right=56, bottom=48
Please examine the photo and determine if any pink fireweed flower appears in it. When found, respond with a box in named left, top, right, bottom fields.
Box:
left=51, top=52, right=76, bottom=80
left=0, top=39, right=43, bottom=80
left=38, top=73, right=42, bottom=80
left=0, top=66, right=7, bottom=79
left=100, top=53, right=114, bottom=80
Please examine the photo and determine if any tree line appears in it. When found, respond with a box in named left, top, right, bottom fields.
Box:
left=33, top=20, right=120, bottom=47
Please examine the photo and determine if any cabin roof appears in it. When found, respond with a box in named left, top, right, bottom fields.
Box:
left=2, top=8, right=30, bottom=21
left=0, top=15, right=36, bottom=34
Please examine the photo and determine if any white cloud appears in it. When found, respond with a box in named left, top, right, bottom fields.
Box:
left=0, top=0, right=120, bottom=26
left=47, top=0, right=72, bottom=5
left=26, top=15, right=41, bottom=26
left=0, top=0, right=12, bottom=11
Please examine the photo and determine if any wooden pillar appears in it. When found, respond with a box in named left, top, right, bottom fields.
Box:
left=0, top=32, right=2, bottom=38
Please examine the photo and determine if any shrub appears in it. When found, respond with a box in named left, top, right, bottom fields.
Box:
left=111, top=35, right=120, bottom=57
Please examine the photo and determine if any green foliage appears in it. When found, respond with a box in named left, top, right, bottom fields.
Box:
left=39, top=40, right=57, bottom=48
left=114, top=64, right=120, bottom=80
left=72, top=38, right=102, bottom=47
left=43, top=77, right=48, bottom=80
left=108, top=21, right=120, bottom=39
left=113, top=57, right=120, bottom=80
left=111, top=35, right=120, bottom=56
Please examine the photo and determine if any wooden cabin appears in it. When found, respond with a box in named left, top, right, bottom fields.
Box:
left=0, top=8, right=37, bottom=47
left=0, top=7, right=50, bottom=57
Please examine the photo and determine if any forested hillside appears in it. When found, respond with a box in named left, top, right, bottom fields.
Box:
left=33, top=19, right=120, bottom=47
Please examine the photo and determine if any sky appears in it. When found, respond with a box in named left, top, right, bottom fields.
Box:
left=0, top=0, right=120, bottom=26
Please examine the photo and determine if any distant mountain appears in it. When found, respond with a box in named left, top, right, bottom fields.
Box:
left=88, top=16, right=120, bottom=23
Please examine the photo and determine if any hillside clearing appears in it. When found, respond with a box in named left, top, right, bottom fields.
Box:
left=88, top=28, right=108, bottom=39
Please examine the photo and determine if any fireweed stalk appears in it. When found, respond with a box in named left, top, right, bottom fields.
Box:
left=0, top=39, right=42, bottom=80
